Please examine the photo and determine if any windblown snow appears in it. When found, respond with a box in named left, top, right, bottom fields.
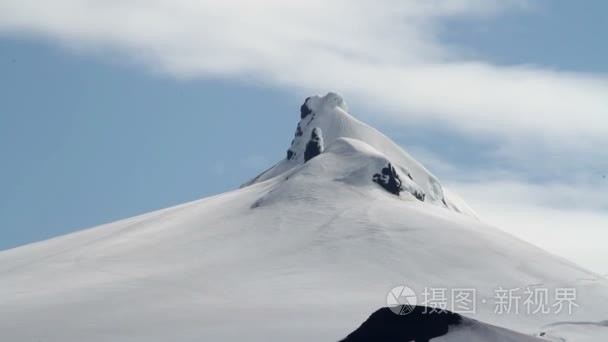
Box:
left=0, top=93, right=606, bottom=341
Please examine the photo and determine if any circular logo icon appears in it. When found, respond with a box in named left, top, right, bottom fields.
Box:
left=387, top=285, right=417, bottom=315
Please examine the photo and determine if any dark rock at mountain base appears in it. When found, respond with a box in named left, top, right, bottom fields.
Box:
left=304, top=127, right=324, bottom=162
left=340, top=306, right=462, bottom=342
left=372, top=163, right=403, bottom=196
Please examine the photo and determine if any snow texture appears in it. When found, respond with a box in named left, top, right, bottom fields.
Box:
left=0, top=93, right=606, bottom=341
left=535, top=321, right=608, bottom=341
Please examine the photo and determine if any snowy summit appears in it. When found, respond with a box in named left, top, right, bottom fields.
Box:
left=0, top=93, right=607, bottom=341
left=243, top=92, right=474, bottom=216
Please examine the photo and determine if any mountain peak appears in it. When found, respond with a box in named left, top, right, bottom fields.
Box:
left=243, top=92, right=476, bottom=216
left=2, top=93, right=607, bottom=342
left=302, top=92, right=348, bottom=118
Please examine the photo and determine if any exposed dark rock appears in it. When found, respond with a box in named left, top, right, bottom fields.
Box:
left=306, top=113, right=315, bottom=125
left=304, top=127, right=324, bottom=162
left=300, top=97, right=312, bottom=119
left=372, top=163, right=403, bottom=196
left=373, top=164, right=426, bottom=201
left=340, top=306, right=462, bottom=342
left=295, top=123, right=303, bottom=137
left=412, top=190, right=425, bottom=202
left=286, top=149, right=295, bottom=160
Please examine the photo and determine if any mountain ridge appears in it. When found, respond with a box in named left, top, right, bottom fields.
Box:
left=243, top=92, right=476, bottom=217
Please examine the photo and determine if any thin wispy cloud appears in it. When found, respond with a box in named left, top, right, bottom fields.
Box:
left=451, top=179, right=608, bottom=275
left=411, top=144, right=608, bottom=275
left=1, top=0, right=606, bottom=144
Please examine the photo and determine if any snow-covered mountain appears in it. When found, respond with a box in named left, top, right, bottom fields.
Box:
left=0, top=93, right=606, bottom=341
left=242, top=92, right=475, bottom=216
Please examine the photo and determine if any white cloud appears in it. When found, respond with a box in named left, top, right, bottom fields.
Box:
left=409, top=144, right=608, bottom=276
left=1, top=0, right=606, bottom=144
left=449, top=179, right=608, bottom=276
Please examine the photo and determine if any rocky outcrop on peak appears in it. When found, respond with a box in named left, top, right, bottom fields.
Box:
left=241, top=92, right=476, bottom=217
left=300, top=97, right=313, bottom=119
left=304, top=127, right=324, bottom=162
left=373, top=163, right=425, bottom=201
left=372, top=163, right=403, bottom=196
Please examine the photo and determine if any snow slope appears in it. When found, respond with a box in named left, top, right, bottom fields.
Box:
left=535, top=321, right=608, bottom=341
left=1, top=93, right=606, bottom=341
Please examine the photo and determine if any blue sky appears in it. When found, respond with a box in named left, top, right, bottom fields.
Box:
left=0, top=1, right=607, bottom=273
left=0, top=38, right=301, bottom=248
